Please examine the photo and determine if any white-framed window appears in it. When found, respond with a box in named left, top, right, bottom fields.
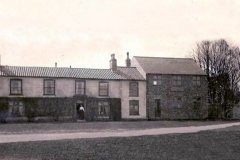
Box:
left=193, top=76, right=201, bottom=86
left=99, top=82, right=109, bottom=96
left=75, top=80, right=85, bottom=95
left=129, top=81, right=139, bottom=97
left=129, top=100, right=139, bottom=115
left=44, top=79, right=55, bottom=95
left=10, top=79, right=22, bottom=95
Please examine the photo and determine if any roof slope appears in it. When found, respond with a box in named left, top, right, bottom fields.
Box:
left=116, top=67, right=145, bottom=80
left=0, top=65, right=145, bottom=80
left=133, top=56, right=206, bottom=75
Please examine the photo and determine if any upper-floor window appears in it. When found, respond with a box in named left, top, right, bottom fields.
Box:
left=10, top=79, right=22, bottom=95
left=44, top=79, right=55, bottom=95
left=172, top=76, right=182, bottom=86
left=193, top=76, right=201, bottom=86
left=129, top=81, right=139, bottom=97
left=99, top=82, right=109, bottom=96
left=129, top=100, right=139, bottom=115
left=75, top=80, right=85, bottom=95
left=153, top=75, right=162, bottom=85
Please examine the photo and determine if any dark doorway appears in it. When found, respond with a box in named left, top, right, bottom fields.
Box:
left=76, top=103, right=85, bottom=120
left=155, top=99, right=161, bottom=117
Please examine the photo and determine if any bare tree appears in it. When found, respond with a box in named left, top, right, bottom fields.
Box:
left=193, top=39, right=240, bottom=119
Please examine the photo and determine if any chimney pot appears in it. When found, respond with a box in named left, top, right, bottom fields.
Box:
left=109, top=53, right=117, bottom=71
left=55, top=62, right=57, bottom=67
left=126, top=52, right=131, bottom=67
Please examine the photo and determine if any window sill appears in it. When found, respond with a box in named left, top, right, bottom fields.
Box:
left=9, top=94, right=23, bottom=96
left=129, top=95, right=139, bottom=97
left=75, top=94, right=86, bottom=96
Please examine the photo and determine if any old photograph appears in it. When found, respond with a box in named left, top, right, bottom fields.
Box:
left=0, top=0, right=240, bottom=159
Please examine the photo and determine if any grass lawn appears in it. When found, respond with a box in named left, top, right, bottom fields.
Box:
left=0, top=128, right=240, bottom=160
left=0, top=121, right=233, bottom=134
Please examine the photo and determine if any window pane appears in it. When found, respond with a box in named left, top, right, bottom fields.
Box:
left=129, top=100, right=139, bottom=115
left=153, top=80, right=157, bottom=85
left=153, top=75, right=162, bottom=85
left=193, top=76, right=201, bottom=86
left=10, top=80, right=22, bottom=94
left=172, top=76, right=181, bottom=86
left=98, top=101, right=110, bottom=117
left=44, top=80, right=55, bottom=95
left=129, top=82, right=139, bottom=97
left=76, top=81, right=85, bottom=95
left=99, top=82, right=108, bottom=96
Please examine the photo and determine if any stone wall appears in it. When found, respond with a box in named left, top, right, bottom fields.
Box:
left=146, top=74, right=208, bottom=120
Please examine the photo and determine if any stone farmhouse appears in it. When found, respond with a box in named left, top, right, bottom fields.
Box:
left=132, top=56, right=208, bottom=120
left=0, top=53, right=208, bottom=122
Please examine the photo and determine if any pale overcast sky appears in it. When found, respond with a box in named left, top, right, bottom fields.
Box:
left=0, top=0, right=240, bottom=68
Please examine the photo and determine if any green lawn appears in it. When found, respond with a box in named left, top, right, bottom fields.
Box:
left=1, top=128, right=240, bottom=160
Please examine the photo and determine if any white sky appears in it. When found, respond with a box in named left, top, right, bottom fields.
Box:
left=0, top=0, right=240, bottom=68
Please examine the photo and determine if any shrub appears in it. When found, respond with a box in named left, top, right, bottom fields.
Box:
left=208, top=104, right=220, bottom=119
left=0, top=102, right=8, bottom=123
left=24, top=99, right=38, bottom=122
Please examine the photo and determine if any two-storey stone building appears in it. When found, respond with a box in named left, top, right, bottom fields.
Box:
left=0, top=54, right=146, bottom=122
left=132, top=56, right=208, bottom=120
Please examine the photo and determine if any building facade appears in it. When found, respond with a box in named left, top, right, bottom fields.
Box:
left=132, top=56, right=208, bottom=120
left=0, top=54, right=209, bottom=122
left=0, top=54, right=146, bottom=122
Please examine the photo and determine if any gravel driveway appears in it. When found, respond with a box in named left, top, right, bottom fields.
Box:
left=0, top=122, right=239, bottom=144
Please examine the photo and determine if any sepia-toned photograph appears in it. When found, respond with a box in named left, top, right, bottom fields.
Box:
left=0, top=0, right=240, bottom=159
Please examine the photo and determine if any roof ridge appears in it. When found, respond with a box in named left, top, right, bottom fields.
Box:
left=133, top=56, right=193, bottom=60
left=117, top=66, right=137, bottom=68
left=1, top=65, right=112, bottom=71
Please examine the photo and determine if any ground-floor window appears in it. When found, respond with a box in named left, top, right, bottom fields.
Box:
left=129, top=100, right=139, bottom=115
left=98, top=101, right=110, bottom=117
left=173, top=96, right=183, bottom=108
left=193, top=97, right=201, bottom=109
left=8, top=101, right=24, bottom=117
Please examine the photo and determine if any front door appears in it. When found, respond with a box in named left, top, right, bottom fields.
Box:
left=76, top=103, right=85, bottom=120
left=155, top=99, right=161, bottom=117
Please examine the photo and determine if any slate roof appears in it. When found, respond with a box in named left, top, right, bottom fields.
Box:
left=133, top=56, right=206, bottom=75
left=0, top=65, right=145, bottom=80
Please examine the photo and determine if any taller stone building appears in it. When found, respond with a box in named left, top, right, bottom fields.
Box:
left=132, top=56, right=208, bottom=120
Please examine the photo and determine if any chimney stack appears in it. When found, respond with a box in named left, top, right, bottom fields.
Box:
left=109, top=54, right=117, bottom=71
left=55, top=62, right=57, bottom=67
left=126, top=52, right=131, bottom=67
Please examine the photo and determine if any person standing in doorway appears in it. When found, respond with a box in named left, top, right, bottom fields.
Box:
left=79, top=104, right=85, bottom=120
